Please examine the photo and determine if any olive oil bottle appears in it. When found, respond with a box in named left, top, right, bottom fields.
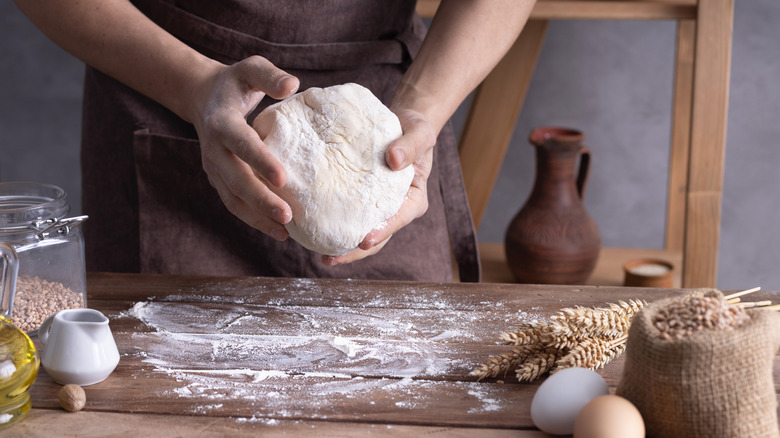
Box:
left=0, top=316, right=39, bottom=429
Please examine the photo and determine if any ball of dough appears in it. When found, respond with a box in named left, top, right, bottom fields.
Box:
left=253, top=83, right=414, bottom=256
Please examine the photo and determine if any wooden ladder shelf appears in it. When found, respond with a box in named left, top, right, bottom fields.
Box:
left=417, top=0, right=734, bottom=287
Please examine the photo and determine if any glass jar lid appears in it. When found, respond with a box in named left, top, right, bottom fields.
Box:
left=0, top=182, right=70, bottom=230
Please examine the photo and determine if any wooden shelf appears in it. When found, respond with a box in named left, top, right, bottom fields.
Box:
left=478, top=242, right=683, bottom=287
left=420, top=0, right=733, bottom=287
left=416, top=0, right=697, bottom=21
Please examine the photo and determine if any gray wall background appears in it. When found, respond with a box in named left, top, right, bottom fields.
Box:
left=2, top=2, right=779, bottom=290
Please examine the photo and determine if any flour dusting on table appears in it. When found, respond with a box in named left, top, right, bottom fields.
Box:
left=119, top=285, right=541, bottom=421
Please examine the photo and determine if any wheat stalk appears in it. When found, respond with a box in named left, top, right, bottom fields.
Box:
left=471, top=299, right=646, bottom=382
left=471, top=343, right=548, bottom=379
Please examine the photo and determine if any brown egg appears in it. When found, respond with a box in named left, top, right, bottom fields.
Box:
left=573, top=395, right=645, bottom=438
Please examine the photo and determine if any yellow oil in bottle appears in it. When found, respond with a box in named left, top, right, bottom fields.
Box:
left=0, top=316, right=39, bottom=429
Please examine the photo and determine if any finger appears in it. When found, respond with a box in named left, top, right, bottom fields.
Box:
left=219, top=114, right=287, bottom=188
left=204, top=146, right=292, bottom=231
left=210, top=171, right=290, bottom=241
left=361, top=148, right=433, bottom=250
left=221, top=157, right=292, bottom=224
left=275, top=74, right=300, bottom=99
left=237, top=56, right=300, bottom=100
left=322, top=238, right=390, bottom=267
left=386, top=114, right=437, bottom=171
left=359, top=183, right=428, bottom=251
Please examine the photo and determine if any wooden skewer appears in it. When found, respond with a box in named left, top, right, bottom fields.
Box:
left=724, top=287, right=761, bottom=301
left=734, top=300, right=772, bottom=308
left=608, top=334, right=629, bottom=349
left=763, top=304, right=780, bottom=311
left=727, top=297, right=741, bottom=304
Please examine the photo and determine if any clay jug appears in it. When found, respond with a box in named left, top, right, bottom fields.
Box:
left=505, top=127, right=601, bottom=284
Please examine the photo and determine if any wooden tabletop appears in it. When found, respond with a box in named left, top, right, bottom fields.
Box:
left=9, top=273, right=780, bottom=437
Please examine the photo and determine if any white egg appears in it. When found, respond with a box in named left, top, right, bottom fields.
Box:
left=530, top=367, right=609, bottom=436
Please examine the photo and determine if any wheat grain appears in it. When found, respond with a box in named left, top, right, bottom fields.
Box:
left=552, top=337, right=624, bottom=372
left=499, top=323, right=545, bottom=345
left=516, top=348, right=559, bottom=382
left=653, top=292, right=750, bottom=339
left=539, top=331, right=578, bottom=350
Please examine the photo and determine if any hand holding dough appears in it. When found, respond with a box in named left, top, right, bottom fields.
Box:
left=253, top=83, right=414, bottom=256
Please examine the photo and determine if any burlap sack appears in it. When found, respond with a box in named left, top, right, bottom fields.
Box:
left=616, top=290, right=780, bottom=438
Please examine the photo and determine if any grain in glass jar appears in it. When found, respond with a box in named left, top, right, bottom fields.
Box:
left=0, top=182, right=87, bottom=334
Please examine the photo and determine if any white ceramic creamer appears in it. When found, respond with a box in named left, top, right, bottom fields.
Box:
left=38, top=308, right=119, bottom=386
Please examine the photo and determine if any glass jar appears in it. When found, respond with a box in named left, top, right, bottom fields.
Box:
left=0, top=182, right=87, bottom=335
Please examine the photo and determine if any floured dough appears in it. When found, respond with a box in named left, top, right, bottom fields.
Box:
left=253, top=83, right=414, bottom=256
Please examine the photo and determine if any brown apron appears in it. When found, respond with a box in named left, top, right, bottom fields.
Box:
left=80, top=0, right=481, bottom=282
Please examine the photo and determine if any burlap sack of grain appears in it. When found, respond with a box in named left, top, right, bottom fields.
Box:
left=616, top=290, right=780, bottom=438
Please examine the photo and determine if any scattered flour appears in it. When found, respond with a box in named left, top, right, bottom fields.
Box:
left=325, top=335, right=358, bottom=357
left=120, top=288, right=538, bottom=422
left=467, top=387, right=503, bottom=413
left=235, top=416, right=280, bottom=426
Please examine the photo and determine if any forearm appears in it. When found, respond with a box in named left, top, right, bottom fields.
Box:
left=392, top=0, right=536, bottom=133
left=13, top=0, right=221, bottom=124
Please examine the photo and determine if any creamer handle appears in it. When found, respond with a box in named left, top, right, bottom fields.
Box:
left=38, top=311, right=61, bottom=345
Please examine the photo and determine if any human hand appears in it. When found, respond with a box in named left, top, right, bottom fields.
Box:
left=191, top=56, right=300, bottom=241
left=322, top=108, right=436, bottom=266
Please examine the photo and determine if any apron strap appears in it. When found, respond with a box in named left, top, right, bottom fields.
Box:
left=437, top=125, right=482, bottom=282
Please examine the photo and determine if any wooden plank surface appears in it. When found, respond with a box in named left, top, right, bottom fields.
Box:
left=17, top=409, right=552, bottom=438
left=14, top=273, right=778, bottom=436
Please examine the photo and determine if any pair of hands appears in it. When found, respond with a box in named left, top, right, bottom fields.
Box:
left=191, top=56, right=436, bottom=266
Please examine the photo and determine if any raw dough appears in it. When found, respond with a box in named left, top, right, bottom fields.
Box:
left=253, top=83, right=414, bottom=256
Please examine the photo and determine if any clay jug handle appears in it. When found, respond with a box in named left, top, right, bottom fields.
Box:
left=576, top=146, right=591, bottom=199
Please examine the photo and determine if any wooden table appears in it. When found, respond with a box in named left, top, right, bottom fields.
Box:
left=10, top=273, right=780, bottom=437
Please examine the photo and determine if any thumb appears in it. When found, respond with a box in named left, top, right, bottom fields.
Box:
left=386, top=110, right=437, bottom=171
left=237, top=55, right=300, bottom=100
